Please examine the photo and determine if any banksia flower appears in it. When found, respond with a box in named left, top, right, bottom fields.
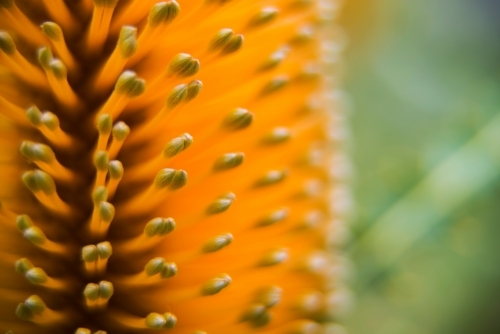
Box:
left=0, top=0, right=348, bottom=333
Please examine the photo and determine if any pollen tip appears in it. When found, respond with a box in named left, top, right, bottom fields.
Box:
left=41, top=111, right=60, bottom=130
left=167, top=53, right=200, bottom=77
left=49, top=59, right=68, bottom=80
left=16, top=214, right=34, bottom=231
left=118, top=26, right=138, bottom=59
left=145, top=217, right=176, bottom=237
left=255, top=285, right=282, bottom=308
left=220, top=34, right=244, bottom=55
left=82, top=245, right=99, bottom=262
left=26, top=105, right=43, bottom=126
left=40, top=22, right=62, bottom=41
left=108, top=160, right=124, bottom=179
left=112, top=121, right=130, bottom=141
left=213, top=152, right=244, bottom=171
left=223, top=108, right=254, bottom=130
left=22, top=169, right=56, bottom=195
left=93, top=186, right=108, bottom=204
left=99, top=280, right=114, bottom=299
left=160, top=262, right=178, bottom=278
left=97, top=114, right=113, bottom=135
left=206, top=194, right=235, bottom=214
left=15, top=258, right=34, bottom=274
left=148, top=1, right=181, bottom=27
left=208, top=28, right=233, bottom=51
left=97, top=241, right=113, bottom=259
left=98, top=201, right=115, bottom=224
left=115, top=71, right=145, bottom=98
left=25, top=267, right=48, bottom=285
left=163, top=133, right=193, bottom=158
left=202, top=233, right=233, bottom=253
left=145, top=257, right=165, bottom=276
left=248, top=7, right=279, bottom=27
left=0, top=30, right=16, bottom=55
left=201, top=273, right=232, bottom=296
left=163, top=312, right=177, bottom=328
left=254, top=170, right=287, bottom=187
left=240, top=304, right=267, bottom=322
left=20, top=141, right=55, bottom=164
left=37, top=46, right=54, bottom=70
left=165, top=84, right=188, bottom=109
left=24, top=295, right=47, bottom=314
left=15, top=303, right=34, bottom=321
left=258, top=248, right=289, bottom=266
left=145, top=312, right=166, bottom=329
left=170, top=170, right=188, bottom=190
left=84, top=283, right=100, bottom=301
left=262, top=127, right=291, bottom=145
left=94, top=151, right=110, bottom=172
left=154, top=168, right=174, bottom=188
left=186, top=80, right=203, bottom=101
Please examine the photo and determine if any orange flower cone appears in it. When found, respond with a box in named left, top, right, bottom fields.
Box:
left=0, top=0, right=348, bottom=333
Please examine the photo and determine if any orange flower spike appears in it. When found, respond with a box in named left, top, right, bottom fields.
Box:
left=0, top=0, right=349, bottom=333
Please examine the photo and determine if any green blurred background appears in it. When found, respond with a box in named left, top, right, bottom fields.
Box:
left=339, top=0, right=500, bottom=333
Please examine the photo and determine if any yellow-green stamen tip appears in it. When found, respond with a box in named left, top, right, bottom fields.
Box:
left=16, top=214, right=34, bottom=232
left=160, top=262, right=178, bottom=278
left=145, top=257, right=165, bottom=276
left=15, top=258, right=34, bottom=274
left=255, top=285, right=282, bottom=308
left=20, top=141, right=56, bottom=164
left=41, top=112, right=60, bottom=130
left=259, top=248, right=289, bottom=266
left=167, top=53, right=200, bottom=77
left=186, top=80, right=203, bottom=101
left=93, top=186, right=108, bottom=204
left=206, top=194, right=235, bottom=214
left=118, top=26, right=138, bottom=59
left=213, top=152, right=245, bottom=171
left=163, top=133, right=193, bottom=158
left=166, top=84, right=188, bottom=109
left=99, top=281, right=114, bottom=299
left=26, top=105, right=43, bottom=126
left=22, top=169, right=56, bottom=195
left=202, top=233, right=233, bottom=253
left=25, top=268, right=48, bottom=285
left=201, top=273, right=232, bottom=296
left=0, top=30, right=16, bottom=55
left=40, top=22, right=62, bottom=41
left=82, top=245, right=99, bottom=262
left=99, top=202, right=115, bottom=224
left=145, top=312, right=166, bottom=329
left=163, top=312, right=177, bottom=328
left=148, top=1, right=181, bottom=27
left=223, top=108, right=254, bottom=130
left=144, top=217, right=176, bottom=237
left=220, top=34, right=244, bottom=55
left=154, top=168, right=187, bottom=190
left=37, top=46, right=54, bottom=69
left=208, top=28, right=233, bottom=51
left=115, top=71, right=146, bottom=98
left=97, top=241, right=113, bottom=259
left=84, top=283, right=100, bottom=301
left=108, top=160, right=124, bottom=180
left=112, top=121, right=130, bottom=142
left=97, top=114, right=113, bottom=135
left=23, top=227, right=47, bottom=245
left=94, top=151, right=109, bottom=172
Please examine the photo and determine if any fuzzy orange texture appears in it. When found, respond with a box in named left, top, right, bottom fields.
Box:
left=0, top=0, right=347, bottom=333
